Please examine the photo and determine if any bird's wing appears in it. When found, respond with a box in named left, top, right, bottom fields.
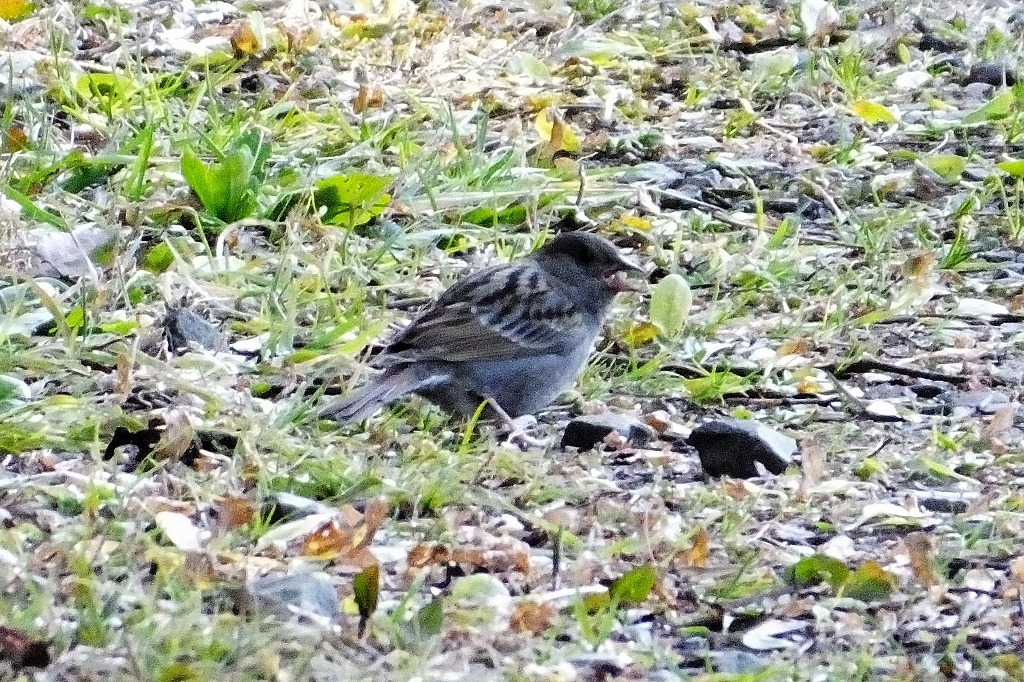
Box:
left=383, top=261, right=585, bottom=363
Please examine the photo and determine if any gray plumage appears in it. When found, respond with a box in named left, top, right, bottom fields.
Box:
left=318, top=232, right=640, bottom=423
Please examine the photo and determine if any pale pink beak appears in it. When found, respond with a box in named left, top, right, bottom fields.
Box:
left=603, top=262, right=644, bottom=292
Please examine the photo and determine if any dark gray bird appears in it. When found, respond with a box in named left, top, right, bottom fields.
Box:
left=318, top=232, right=641, bottom=426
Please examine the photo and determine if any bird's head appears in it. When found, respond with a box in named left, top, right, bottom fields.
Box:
left=535, top=232, right=644, bottom=294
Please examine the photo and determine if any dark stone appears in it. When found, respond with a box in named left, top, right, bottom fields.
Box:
left=687, top=419, right=795, bottom=478
left=165, top=306, right=222, bottom=352
left=560, top=413, right=656, bottom=451
left=909, top=381, right=947, bottom=399
left=965, top=62, right=1017, bottom=87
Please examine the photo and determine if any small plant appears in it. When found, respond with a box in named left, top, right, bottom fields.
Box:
left=181, top=129, right=270, bottom=224
left=569, top=0, right=623, bottom=24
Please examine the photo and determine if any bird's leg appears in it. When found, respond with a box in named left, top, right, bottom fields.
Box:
left=486, top=398, right=546, bottom=449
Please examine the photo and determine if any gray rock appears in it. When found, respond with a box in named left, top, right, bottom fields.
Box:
left=246, top=571, right=340, bottom=621
left=165, top=306, right=222, bottom=352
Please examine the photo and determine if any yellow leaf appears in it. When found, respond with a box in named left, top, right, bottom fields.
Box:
left=534, top=108, right=580, bottom=157
left=231, top=22, right=261, bottom=57
left=850, top=100, right=898, bottom=125
left=0, top=0, right=32, bottom=20
left=623, top=321, right=659, bottom=347
left=616, top=214, right=652, bottom=231
left=676, top=527, right=709, bottom=568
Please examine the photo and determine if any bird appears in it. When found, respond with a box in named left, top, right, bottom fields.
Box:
left=318, top=231, right=642, bottom=431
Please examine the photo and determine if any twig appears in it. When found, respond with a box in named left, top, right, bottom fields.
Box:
left=798, top=176, right=847, bottom=225
left=651, top=188, right=859, bottom=248
left=824, top=371, right=869, bottom=416
left=828, top=357, right=972, bottom=386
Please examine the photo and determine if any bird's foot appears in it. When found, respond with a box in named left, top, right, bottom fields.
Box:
left=501, top=415, right=547, bottom=449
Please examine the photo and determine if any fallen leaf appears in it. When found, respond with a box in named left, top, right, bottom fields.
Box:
left=154, top=511, right=204, bottom=551
left=509, top=601, right=557, bottom=635
left=231, top=22, right=261, bottom=57
left=675, top=527, right=709, bottom=568
left=903, top=532, right=938, bottom=588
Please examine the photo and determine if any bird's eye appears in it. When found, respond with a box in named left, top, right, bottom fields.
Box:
left=575, top=250, right=595, bottom=266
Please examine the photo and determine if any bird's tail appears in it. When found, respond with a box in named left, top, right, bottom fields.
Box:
left=317, top=366, right=424, bottom=423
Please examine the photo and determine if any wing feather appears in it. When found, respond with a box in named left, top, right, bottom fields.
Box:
left=382, top=261, right=582, bottom=363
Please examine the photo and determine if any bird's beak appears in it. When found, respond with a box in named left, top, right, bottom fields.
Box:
left=603, top=260, right=645, bottom=292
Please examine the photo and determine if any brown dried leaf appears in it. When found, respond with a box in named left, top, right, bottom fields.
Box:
left=408, top=543, right=450, bottom=569
left=151, top=411, right=195, bottom=462
left=301, top=520, right=352, bottom=560
left=720, top=479, right=748, bottom=500
left=905, top=251, right=936, bottom=281
left=352, top=84, right=384, bottom=113
left=965, top=490, right=999, bottom=516
left=3, top=125, right=27, bottom=153
left=357, top=498, right=389, bottom=548
left=1009, top=556, right=1024, bottom=587
left=983, top=404, right=1016, bottom=441
left=114, top=352, right=134, bottom=395
left=903, top=532, right=938, bottom=587
left=797, top=438, right=825, bottom=500
left=777, top=338, right=810, bottom=356
left=217, top=496, right=257, bottom=530
left=509, top=601, right=557, bottom=635
left=675, top=527, right=709, bottom=568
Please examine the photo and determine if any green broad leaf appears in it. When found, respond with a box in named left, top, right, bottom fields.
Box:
left=683, top=372, right=749, bottom=401
left=96, top=320, right=138, bottom=335
left=787, top=554, right=850, bottom=588
left=64, top=306, right=86, bottom=330
left=896, top=42, right=911, bottom=64
left=75, top=72, right=136, bottom=107
left=313, top=173, right=391, bottom=227
left=854, top=456, right=885, bottom=480
left=462, top=202, right=527, bottom=226
left=841, top=561, right=897, bottom=602
left=353, top=563, right=380, bottom=633
left=267, top=192, right=303, bottom=222
left=143, top=243, right=174, bottom=273
left=96, top=319, right=138, bottom=333
left=181, top=145, right=258, bottom=223
left=250, top=381, right=273, bottom=397
left=649, top=273, right=692, bottom=339
left=996, top=159, right=1024, bottom=176
left=963, top=90, right=1015, bottom=125
left=853, top=309, right=890, bottom=326
left=607, top=565, right=656, bottom=606
left=517, top=51, right=551, bottom=82
left=924, top=154, right=966, bottom=183
left=285, top=348, right=323, bottom=365
left=921, top=457, right=977, bottom=483
left=61, top=156, right=118, bottom=194
left=236, top=129, right=271, bottom=186
left=125, top=124, right=155, bottom=201
left=156, top=661, right=197, bottom=682
left=850, top=100, right=898, bottom=125
left=0, top=422, right=48, bottom=454
left=414, top=598, right=443, bottom=637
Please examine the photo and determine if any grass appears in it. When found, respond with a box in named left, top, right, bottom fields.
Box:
left=2, top=0, right=1024, bottom=680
